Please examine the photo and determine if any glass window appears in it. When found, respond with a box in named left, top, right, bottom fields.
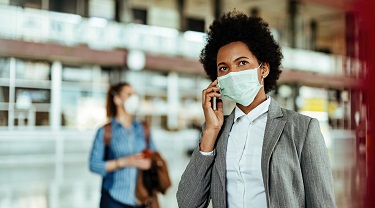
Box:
left=49, top=0, right=77, bottom=14
left=61, top=66, right=107, bottom=129
left=0, top=58, right=10, bottom=78
left=15, top=60, right=50, bottom=80
left=35, top=111, right=49, bottom=126
left=132, top=8, right=147, bottom=24
left=10, top=0, right=42, bottom=8
left=0, top=110, right=8, bottom=126
left=0, top=87, right=9, bottom=102
left=186, top=17, right=205, bottom=32
left=89, top=0, right=115, bottom=20
left=15, top=88, right=50, bottom=103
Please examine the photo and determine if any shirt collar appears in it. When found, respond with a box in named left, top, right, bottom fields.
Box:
left=234, top=96, right=271, bottom=123
left=111, top=117, right=136, bottom=128
left=111, top=118, right=122, bottom=127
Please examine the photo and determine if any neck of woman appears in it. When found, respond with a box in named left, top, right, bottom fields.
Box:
left=115, top=108, right=132, bottom=127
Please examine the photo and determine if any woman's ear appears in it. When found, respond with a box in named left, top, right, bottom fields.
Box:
left=261, top=62, right=270, bottom=78
left=113, top=96, right=122, bottom=106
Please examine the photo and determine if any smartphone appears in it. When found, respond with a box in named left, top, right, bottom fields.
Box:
left=213, top=97, right=217, bottom=110
left=212, top=84, right=219, bottom=110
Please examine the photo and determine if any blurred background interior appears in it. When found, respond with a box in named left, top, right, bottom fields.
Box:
left=0, top=0, right=366, bottom=207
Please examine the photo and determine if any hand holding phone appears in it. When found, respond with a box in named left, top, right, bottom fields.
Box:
left=202, top=80, right=223, bottom=125
left=201, top=80, right=224, bottom=152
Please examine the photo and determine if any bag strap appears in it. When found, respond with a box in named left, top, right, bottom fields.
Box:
left=103, top=123, right=112, bottom=146
left=141, top=121, right=151, bottom=149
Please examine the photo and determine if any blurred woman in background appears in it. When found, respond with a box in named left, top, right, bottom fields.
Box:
left=89, top=82, right=155, bottom=208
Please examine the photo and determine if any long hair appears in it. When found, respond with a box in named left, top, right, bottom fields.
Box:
left=106, top=82, right=130, bottom=118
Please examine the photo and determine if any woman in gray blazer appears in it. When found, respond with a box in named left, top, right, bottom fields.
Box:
left=177, top=11, right=336, bottom=208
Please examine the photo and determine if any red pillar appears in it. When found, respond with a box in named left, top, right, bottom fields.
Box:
left=359, top=0, right=375, bottom=206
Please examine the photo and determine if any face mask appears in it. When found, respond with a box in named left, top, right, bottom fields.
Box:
left=217, top=63, right=263, bottom=106
left=123, top=94, right=139, bottom=115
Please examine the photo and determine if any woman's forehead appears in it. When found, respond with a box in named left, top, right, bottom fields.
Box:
left=120, top=85, right=134, bottom=94
left=217, top=41, right=255, bottom=62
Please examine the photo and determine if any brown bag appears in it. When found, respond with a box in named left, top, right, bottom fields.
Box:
left=135, top=122, right=171, bottom=208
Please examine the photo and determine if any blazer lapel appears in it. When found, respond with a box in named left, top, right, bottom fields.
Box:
left=216, top=109, right=235, bottom=190
left=261, top=98, right=286, bottom=197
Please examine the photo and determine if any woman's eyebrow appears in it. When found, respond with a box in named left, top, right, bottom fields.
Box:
left=217, top=56, right=250, bottom=67
left=233, top=56, right=249, bottom=62
left=217, top=62, right=226, bottom=67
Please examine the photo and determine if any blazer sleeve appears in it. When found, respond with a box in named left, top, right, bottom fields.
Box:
left=301, top=118, right=336, bottom=208
left=176, top=125, right=215, bottom=208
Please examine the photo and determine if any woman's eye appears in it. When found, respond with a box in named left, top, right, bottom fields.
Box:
left=219, top=67, right=227, bottom=71
left=239, top=61, right=248, bottom=66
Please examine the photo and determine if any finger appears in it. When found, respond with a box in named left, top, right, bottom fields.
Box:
left=133, top=154, right=144, bottom=159
left=202, top=86, right=220, bottom=103
left=140, top=158, right=151, bottom=162
left=205, top=92, right=221, bottom=99
left=206, top=86, right=220, bottom=93
left=207, top=79, right=218, bottom=88
left=202, top=79, right=220, bottom=103
left=216, top=99, right=223, bottom=112
left=203, top=87, right=220, bottom=96
left=202, top=89, right=205, bottom=104
left=203, top=92, right=221, bottom=109
left=204, top=92, right=221, bottom=107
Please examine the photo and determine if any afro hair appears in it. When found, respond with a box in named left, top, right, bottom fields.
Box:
left=199, top=11, right=283, bottom=94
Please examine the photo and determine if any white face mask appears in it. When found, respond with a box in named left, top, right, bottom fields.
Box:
left=123, top=94, right=139, bottom=115
left=217, top=63, right=263, bottom=106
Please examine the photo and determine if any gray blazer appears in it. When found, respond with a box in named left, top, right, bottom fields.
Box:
left=177, top=98, right=336, bottom=208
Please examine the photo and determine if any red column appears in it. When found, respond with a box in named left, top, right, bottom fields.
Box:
left=359, top=0, right=375, bottom=206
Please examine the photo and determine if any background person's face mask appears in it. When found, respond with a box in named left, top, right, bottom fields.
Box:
left=123, top=94, right=139, bottom=115
left=218, top=63, right=263, bottom=106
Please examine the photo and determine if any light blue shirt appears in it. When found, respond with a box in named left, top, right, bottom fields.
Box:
left=89, top=118, right=156, bottom=206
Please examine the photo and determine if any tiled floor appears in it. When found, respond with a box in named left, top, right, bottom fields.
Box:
left=0, top=128, right=364, bottom=208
